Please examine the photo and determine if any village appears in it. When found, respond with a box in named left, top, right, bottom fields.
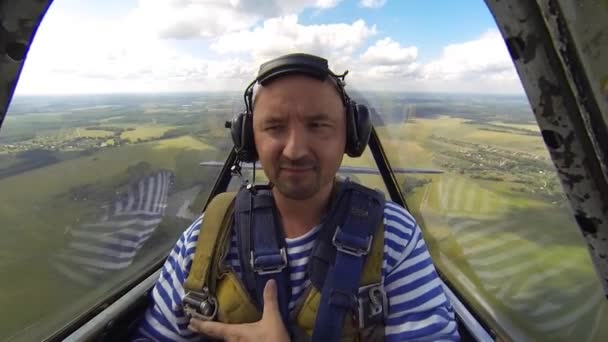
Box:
left=430, top=135, right=564, bottom=203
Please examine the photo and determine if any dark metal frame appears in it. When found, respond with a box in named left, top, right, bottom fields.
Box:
left=0, top=0, right=52, bottom=128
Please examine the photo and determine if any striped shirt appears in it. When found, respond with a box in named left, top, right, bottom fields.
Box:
left=133, top=201, right=459, bottom=341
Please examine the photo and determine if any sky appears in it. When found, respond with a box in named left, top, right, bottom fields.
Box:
left=14, top=0, right=525, bottom=95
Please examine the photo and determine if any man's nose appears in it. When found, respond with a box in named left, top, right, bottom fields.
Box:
left=282, top=125, right=308, bottom=160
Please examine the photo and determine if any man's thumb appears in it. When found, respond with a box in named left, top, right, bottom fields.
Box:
left=262, top=279, right=281, bottom=319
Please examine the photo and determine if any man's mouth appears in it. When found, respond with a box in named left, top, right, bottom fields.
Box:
left=281, top=167, right=314, bottom=174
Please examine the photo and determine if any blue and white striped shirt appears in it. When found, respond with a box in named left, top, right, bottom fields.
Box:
left=134, top=201, right=459, bottom=341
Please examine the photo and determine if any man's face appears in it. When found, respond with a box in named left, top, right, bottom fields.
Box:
left=253, top=75, right=346, bottom=200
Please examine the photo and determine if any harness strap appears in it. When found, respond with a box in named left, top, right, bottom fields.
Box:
left=308, top=182, right=348, bottom=290
left=312, top=185, right=385, bottom=341
left=184, top=191, right=236, bottom=293
left=235, top=186, right=291, bottom=328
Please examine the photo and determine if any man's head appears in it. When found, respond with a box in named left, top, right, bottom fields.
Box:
left=253, top=74, right=346, bottom=200
left=229, top=53, right=372, bottom=201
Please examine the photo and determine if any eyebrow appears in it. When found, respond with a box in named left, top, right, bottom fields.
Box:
left=261, top=116, right=285, bottom=124
left=259, top=112, right=334, bottom=124
left=308, top=113, right=333, bottom=121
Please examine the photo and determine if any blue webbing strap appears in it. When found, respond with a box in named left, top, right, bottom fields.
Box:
left=234, top=186, right=291, bottom=328
left=307, top=182, right=350, bottom=290
left=234, top=187, right=255, bottom=299
left=312, top=188, right=384, bottom=341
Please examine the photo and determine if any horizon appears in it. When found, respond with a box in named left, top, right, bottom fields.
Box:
left=10, top=89, right=528, bottom=98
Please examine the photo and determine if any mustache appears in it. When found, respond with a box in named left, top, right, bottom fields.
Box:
left=279, top=157, right=317, bottom=169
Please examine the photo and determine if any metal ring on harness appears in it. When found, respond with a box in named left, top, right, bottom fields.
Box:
left=183, top=287, right=218, bottom=321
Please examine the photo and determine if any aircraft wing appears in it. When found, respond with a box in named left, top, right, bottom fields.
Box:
left=199, top=161, right=443, bottom=174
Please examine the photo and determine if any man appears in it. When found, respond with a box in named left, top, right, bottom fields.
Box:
left=133, top=53, right=459, bottom=341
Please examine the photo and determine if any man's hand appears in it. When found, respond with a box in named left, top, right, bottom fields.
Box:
left=188, top=279, right=291, bottom=342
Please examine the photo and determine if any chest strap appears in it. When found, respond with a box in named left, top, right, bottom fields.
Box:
left=182, top=191, right=236, bottom=321
left=311, top=182, right=385, bottom=341
left=234, top=185, right=291, bottom=328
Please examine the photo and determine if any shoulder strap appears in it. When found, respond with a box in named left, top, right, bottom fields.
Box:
left=234, top=185, right=291, bottom=328
left=184, top=191, right=237, bottom=293
left=311, top=180, right=385, bottom=341
left=308, top=180, right=385, bottom=290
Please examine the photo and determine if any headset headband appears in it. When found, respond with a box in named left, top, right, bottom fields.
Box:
left=244, top=53, right=349, bottom=113
left=258, top=53, right=330, bottom=84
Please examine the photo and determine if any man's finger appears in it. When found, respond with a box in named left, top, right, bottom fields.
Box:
left=189, top=318, right=239, bottom=339
left=262, top=279, right=281, bottom=320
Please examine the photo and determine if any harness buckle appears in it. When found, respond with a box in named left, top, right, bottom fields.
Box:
left=332, top=226, right=372, bottom=257
left=183, top=287, right=218, bottom=321
left=250, top=248, right=288, bottom=275
left=357, top=283, right=388, bottom=329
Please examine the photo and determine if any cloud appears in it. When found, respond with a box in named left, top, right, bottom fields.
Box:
left=343, top=37, right=420, bottom=83
left=364, top=63, right=421, bottom=78
left=130, top=0, right=344, bottom=39
left=360, top=37, right=417, bottom=65
left=344, top=29, right=522, bottom=93
left=15, top=6, right=223, bottom=94
left=210, top=15, right=376, bottom=68
left=314, top=0, right=343, bottom=9
left=359, top=0, right=387, bottom=8
left=420, top=29, right=516, bottom=81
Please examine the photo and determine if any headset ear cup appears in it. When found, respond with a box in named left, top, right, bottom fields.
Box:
left=345, top=103, right=372, bottom=157
left=354, top=104, right=372, bottom=155
left=241, top=113, right=257, bottom=162
left=345, top=102, right=358, bottom=157
left=230, top=113, right=245, bottom=150
left=231, top=112, right=257, bottom=163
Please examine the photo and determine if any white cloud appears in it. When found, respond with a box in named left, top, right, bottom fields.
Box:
left=315, top=0, right=343, bottom=9
left=360, top=37, right=417, bottom=65
left=359, top=0, right=387, bottom=8
left=421, top=29, right=516, bottom=81
left=210, top=15, right=376, bottom=68
left=15, top=6, right=233, bottom=94
left=130, top=0, right=344, bottom=39
left=342, top=37, right=421, bottom=84
left=364, top=63, right=421, bottom=78
left=345, top=29, right=522, bottom=94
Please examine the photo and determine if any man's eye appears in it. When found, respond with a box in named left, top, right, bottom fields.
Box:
left=311, top=122, right=330, bottom=129
left=265, top=125, right=282, bottom=131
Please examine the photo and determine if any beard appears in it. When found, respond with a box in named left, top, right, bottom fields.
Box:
left=272, top=157, right=321, bottom=200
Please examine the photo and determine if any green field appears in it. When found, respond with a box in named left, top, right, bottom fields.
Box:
left=120, top=125, right=176, bottom=141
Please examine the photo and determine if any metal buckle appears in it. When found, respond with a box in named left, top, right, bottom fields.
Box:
left=250, top=247, right=288, bottom=275
left=183, top=288, right=218, bottom=321
left=357, top=283, right=388, bottom=329
left=332, top=226, right=372, bottom=257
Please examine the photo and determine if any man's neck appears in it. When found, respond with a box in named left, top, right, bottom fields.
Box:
left=273, top=180, right=335, bottom=239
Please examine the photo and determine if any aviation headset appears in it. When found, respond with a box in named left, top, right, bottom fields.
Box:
left=228, top=53, right=372, bottom=163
